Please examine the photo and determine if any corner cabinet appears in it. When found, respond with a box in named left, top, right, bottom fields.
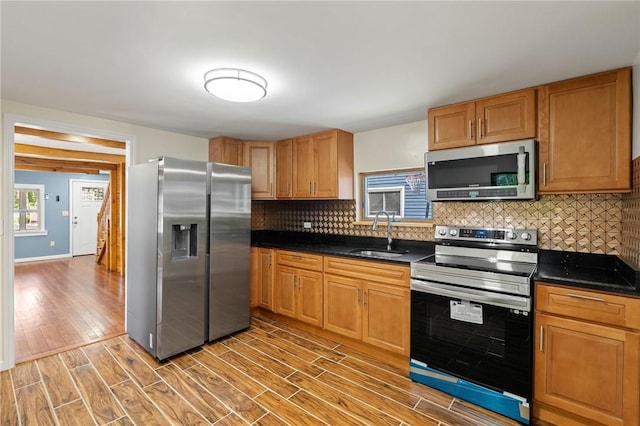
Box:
left=209, top=137, right=276, bottom=199
left=537, top=67, right=632, bottom=194
left=428, top=88, right=536, bottom=151
left=533, top=283, right=640, bottom=426
left=291, top=129, right=354, bottom=199
left=250, top=247, right=274, bottom=310
left=209, top=136, right=244, bottom=165
left=323, top=256, right=410, bottom=355
left=274, top=251, right=323, bottom=327
left=243, top=141, right=275, bottom=199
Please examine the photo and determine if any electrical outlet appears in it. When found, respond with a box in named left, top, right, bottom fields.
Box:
left=49, top=240, right=55, bottom=247
left=303, top=221, right=312, bottom=229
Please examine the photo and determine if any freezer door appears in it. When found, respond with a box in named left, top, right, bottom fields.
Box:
left=208, top=162, right=252, bottom=340
left=157, top=157, right=208, bottom=360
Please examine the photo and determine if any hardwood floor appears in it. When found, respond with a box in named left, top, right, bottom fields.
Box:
left=14, top=256, right=125, bottom=363
left=1, top=315, right=521, bottom=426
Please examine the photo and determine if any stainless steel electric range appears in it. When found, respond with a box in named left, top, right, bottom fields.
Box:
left=410, top=225, right=538, bottom=424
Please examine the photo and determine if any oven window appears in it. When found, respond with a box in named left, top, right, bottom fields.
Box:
left=430, top=301, right=506, bottom=358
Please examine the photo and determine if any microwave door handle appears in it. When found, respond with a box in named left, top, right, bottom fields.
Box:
left=517, top=146, right=526, bottom=192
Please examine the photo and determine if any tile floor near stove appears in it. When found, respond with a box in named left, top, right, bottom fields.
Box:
left=1, top=316, right=519, bottom=425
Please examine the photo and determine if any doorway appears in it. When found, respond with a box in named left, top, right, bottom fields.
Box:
left=3, top=115, right=132, bottom=368
left=70, top=179, right=109, bottom=256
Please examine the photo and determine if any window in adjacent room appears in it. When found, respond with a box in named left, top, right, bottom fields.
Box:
left=361, top=168, right=432, bottom=221
left=14, top=184, right=46, bottom=235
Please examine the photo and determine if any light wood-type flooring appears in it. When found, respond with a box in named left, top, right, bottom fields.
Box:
left=14, top=256, right=125, bottom=363
left=1, top=314, right=520, bottom=426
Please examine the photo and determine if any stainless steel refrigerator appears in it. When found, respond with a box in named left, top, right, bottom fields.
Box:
left=207, top=162, right=251, bottom=340
left=127, top=157, right=251, bottom=360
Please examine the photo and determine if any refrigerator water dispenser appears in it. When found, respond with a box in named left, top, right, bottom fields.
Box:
left=172, top=224, right=198, bottom=260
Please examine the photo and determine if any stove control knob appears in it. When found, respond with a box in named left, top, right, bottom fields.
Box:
left=449, top=229, right=458, bottom=236
left=438, top=228, right=447, bottom=236
left=521, top=232, right=532, bottom=241
left=506, top=231, right=517, bottom=240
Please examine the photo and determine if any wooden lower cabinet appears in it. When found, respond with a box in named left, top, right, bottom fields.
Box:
left=250, top=248, right=259, bottom=308
left=323, top=274, right=363, bottom=340
left=323, top=256, right=410, bottom=356
left=250, top=247, right=274, bottom=310
left=361, top=282, right=409, bottom=354
left=534, top=283, right=640, bottom=425
left=274, top=251, right=323, bottom=327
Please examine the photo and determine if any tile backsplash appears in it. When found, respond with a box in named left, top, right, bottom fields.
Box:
left=620, top=157, right=640, bottom=267
left=253, top=192, right=624, bottom=256
left=252, top=158, right=640, bottom=267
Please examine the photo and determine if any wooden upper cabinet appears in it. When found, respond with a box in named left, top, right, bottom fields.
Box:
left=476, top=89, right=536, bottom=144
left=538, top=67, right=632, bottom=194
left=428, top=88, right=536, bottom=151
left=313, top=131, right=340, bottom=198
left=428, top=102, right=476, bottom=150
left=209, top=136, right=243, bottom=165
left=292, top=134, right=315, bottom=198
left=290, top=129, right=353, bottom=199
left=275, top=139, right=293, bottom=198
left=243, top=141, right=275, bottom=199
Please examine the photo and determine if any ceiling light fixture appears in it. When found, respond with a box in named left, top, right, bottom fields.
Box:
left=203, top=68, right=267, bottom=102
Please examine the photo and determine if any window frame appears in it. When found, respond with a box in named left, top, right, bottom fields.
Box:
left=359, top=167, right=432, bottom=224
left=366, top=185, right=405, bottom=218
left=14, top=183, right=47, bottom=237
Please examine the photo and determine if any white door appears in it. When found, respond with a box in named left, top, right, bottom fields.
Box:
left=71, top=180, right=108, bottom=256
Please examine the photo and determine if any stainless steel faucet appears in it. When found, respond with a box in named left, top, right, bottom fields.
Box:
left=372, top=210, right=393, bottom=251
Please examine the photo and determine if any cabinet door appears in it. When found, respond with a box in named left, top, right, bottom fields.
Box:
left=249, top=248, right=259, bottom=308
left=476, top=89, right=536, bottom=145
left=535, top=313, right=640, bottom=426
left=209, top=137, right=244, bottom=165
left=362, top=282, right=410, bottom=355
left=297, top=269, right=323, bottom=327
left=323, top=274, right=362, bottom=339
left=428, top=102, right=476, bottom=151
left=258, top=249, right=273, bottom=310
left=291, top=135, right=314, bottom=198
left=275, top=139, right=293, bottom=198
left=538, top=68, right=631, bottom=193
left=243, top=142, right=274, bottom=199
left=312, top=132, right=338, bottom=198
left=274, top=265, right=297, bottom=319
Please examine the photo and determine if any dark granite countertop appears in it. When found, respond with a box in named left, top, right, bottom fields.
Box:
left=251, top=230, right=435, bottom=265
left=535, top=250, right=640, bottom=296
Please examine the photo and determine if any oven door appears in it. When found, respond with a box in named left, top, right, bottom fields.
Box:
left=410, top=279, right=532, bottom=399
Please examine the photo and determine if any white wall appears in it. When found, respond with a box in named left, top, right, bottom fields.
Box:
left=1, top=100, right=209, bottom=163
left=0, top=100, right=208, bottom=370
left=353, top=121, right=428, bottom=219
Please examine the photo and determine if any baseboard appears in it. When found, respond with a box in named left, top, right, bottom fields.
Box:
left=14, top=253, right=72, bottom=263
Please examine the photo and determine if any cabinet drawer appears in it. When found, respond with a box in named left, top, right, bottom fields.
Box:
left=276, top=250, right=323, bottom=272
left=536, top=283, right=640, bottom=330
left=324, top=256, right=409, bottom=288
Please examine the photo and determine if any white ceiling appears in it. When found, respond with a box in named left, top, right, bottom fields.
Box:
left=2, top=1, right=639, bottom=142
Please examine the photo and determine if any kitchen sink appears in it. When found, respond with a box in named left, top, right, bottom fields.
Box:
left=349, top=249, right=406, bottom=259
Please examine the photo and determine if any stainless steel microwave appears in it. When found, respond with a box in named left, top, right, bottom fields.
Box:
left=425, top=139, right=537, bottom=201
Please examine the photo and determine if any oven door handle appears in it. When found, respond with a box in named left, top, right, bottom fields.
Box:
left=411, top=279, right=530, bottom=311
